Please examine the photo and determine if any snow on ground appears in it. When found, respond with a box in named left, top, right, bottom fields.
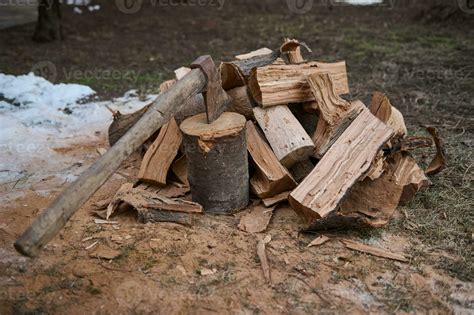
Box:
left=0, top=73, right=156, bottom=202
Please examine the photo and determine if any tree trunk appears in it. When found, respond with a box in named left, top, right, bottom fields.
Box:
left=33, top=0, right=62, bottom=42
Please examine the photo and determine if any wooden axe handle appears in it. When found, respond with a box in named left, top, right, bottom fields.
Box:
left=14, top=69, right=207, bottom=257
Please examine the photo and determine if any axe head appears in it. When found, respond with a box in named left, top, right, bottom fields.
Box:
left=191, top=55, right=231, bottom=124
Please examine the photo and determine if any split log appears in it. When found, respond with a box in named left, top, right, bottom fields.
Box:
left=248, top=61, right=349, bottom=107
left=369, top=92, right=407, bottom=139
left=180, top=112, right=249, bottom=214
left=281, top=37, right=320, bottom=121
left=171, top=155, right=189, bottom=186
left=308, top=73, right=364, bottom=158
left=246, top=121, right=296, bottom=198
left=254, top=105, right=314, bottom=168
left=289, top=108, right=394, bottom=223
left=307, top=152, right=430, bottom=231
left=221, top=50, right=280, bottom=90
left=15, top=68, right=208, bottom=257
left=137, top=118, right=182, bottom=186
left=226, top=86, right=255, bottom=119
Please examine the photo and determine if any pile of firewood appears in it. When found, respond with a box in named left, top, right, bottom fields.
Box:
left=106, top=38, right=446, bottom=231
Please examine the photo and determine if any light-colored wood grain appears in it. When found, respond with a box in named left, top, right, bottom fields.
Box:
left=289, top=108, right=394, bottom=223
left=137, top=118, right=182, bottom=186
left=253, top=105, right=314, bottom=168
left=308, top=72, right=363, bottom=158
left=246, top=121, right=296, bottom=198
left=249, top=61, right=349, bottom=107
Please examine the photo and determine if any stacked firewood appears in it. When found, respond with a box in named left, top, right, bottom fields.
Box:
left=107, top=39, right=446, bottom=231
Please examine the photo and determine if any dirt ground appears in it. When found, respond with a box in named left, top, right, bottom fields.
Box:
left=0, top=0, right=473, bottom=314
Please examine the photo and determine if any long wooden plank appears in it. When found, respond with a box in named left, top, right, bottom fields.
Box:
left=289, top=108, right=394, bottom=223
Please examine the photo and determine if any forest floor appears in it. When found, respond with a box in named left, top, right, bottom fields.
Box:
left=0, top=0, right=473, bottom=314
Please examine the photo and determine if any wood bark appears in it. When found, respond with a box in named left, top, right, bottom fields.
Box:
left=15, top=69, right=207, bottom=257
left=137, top=118, right=182, bottom=186
left=107, top=183, right=201, bottom=226
left=248, top=61, right=349, bottom=107
left=289, top=108, right=394, bottom=223
left=180, top=112, right=249, bottom=214
left=221, top=50, right=280, bottom=90
left=253, top=105, right=314, bottom=168
left=308, top=73, right=364, bottom=158
left=246, top=121, right=296, bottom=199
left=174, top=67, right=206, bottom=124
left=33, top=0, right=62, bottom=42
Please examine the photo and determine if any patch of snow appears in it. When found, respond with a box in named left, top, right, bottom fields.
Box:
left=0, top=72, right=156, bottom=202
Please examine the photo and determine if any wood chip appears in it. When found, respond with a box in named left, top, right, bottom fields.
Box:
left=89, top=244, right=121, bottom=260
left=307, top=235, right=330, bottom=248
left=340, top=239, right=409, bottom=263
left=426, top=127, right=447, bottom=175
left=238, top=205, right=275, bottom=234
left=257, top=235, right=272, bottom=283
left=94, top=219, right=118, bottom=225
left=262, top=191, right=290, bottom=207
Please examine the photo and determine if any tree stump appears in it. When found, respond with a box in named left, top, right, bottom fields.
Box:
left=180, top=112, right=249, bottom=214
